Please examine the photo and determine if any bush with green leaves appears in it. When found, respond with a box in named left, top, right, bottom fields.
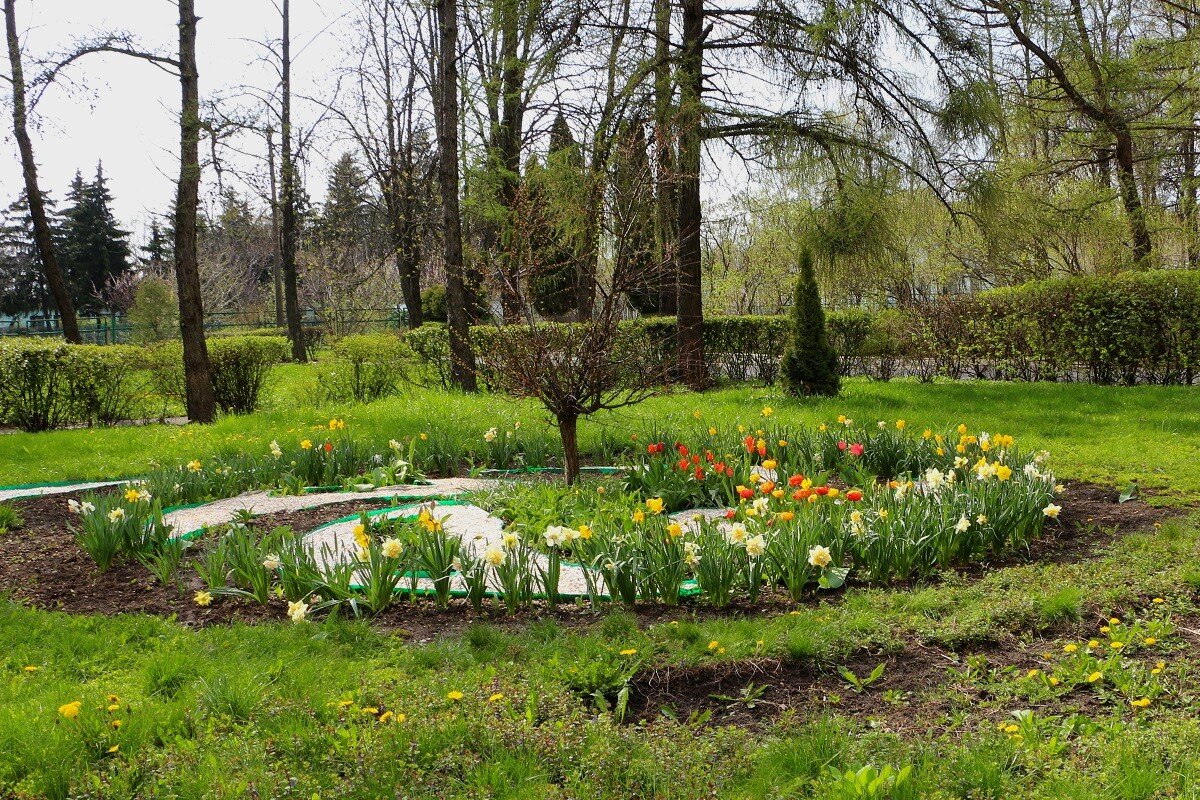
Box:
left=127, top=276, right=179, bottom=344
left=0, top=502, right=24, bottom=535
left=0, top=339, right=152, bottom=431
left=148, top=335, right=289, bottom=415
left=321, top=333, right=413, bottom=403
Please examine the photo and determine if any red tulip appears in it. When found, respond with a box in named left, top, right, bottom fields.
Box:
left=837, top=440, right=848, bottom=451
left=694, top=466, right=705, bottom=481
left=815, top=486, right=830, bottom=496
left=849, top=443, right=864, bottom=457
left=788, top=474, right=804, bottom=487
left=846, top=489, right=863, bottom=502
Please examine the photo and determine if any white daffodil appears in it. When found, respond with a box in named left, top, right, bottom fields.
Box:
left=808, top=545, right=833, bottom=568
left=288, top=600, right=309, bottom=623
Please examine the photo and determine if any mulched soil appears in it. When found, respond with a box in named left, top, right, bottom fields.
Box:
left=0, top=480, right=1182, bottom=638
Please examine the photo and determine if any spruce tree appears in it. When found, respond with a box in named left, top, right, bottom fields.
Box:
left=780, top=248, right=840, bottom=397
left=59, top=163, right=132, bottom=310
left=0, top=191, right=55, bottom=315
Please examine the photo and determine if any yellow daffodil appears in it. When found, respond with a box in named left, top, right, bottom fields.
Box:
left=646, top=497, right=665, bottom=514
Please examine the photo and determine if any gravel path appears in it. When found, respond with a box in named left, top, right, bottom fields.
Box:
left=164, top=478, right=493, bottom=538
left=0, top=480, right=124, bottom=503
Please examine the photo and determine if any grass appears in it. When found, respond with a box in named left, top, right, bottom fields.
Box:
left=2, top=511, right=1198, bottom=797
left=3, top=373, right=1200, bottom=797
left=2, top=370, right=1199, bottom=504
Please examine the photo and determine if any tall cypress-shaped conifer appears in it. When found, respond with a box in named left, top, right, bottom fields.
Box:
left=780, top=248, right=840, bottom=397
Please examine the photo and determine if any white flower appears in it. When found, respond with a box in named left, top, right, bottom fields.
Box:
left=953, top=456, right=968, bottom=469
left=483, top=544, right=507, bottom=567
left=1024, top=463, right=1039, bottom=478
left=750, top=496, right=770, bottom=515
left=954, top=516, right=971, bottom=533
left=81, top=500, right=96, bottom=514
left=502, top=531, right=520, bottom=549
left=484, top=427, right=498, bottom=443
left=381, top=538, right=403, bottom=559
left=976, top=514, right=988, bottom=524
left=1043, top=503, right=1062, bottom=519
left=562, top=527, right=581, bottom=542
left=544, top=525, right=567, bottom=548
left=262, top=554, right=281, bottom=570
left=726, top=523, right=748, bottom=545
left=107, top=507, right=126, bottom=522
left=137, top=489, right=151, bottom=503
left=683, top=541, right=701, bottom=567
left=745, top=534, right=766, bottom=558
left=924, top=468, right=946, bottom=489
left=67, top=499, right=81, bottom=514
left=877, top=420, right=887, bottom=430
left=808, top=545, right=833, bottom=568
left=388, top=439, right=402, bottom=451
left=975, top=461, right=998, bottom=480
left=270, top=440, right=283, bottom=458
left=288, top=600, right=309, bottom=623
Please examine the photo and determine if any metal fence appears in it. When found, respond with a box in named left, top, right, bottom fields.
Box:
left=0, top=308, right=410, bottom=344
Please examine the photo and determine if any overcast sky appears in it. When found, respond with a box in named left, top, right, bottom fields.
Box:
left=2, top=0, right=762, bottom=247
left=1, top=0, right=348, bottom=243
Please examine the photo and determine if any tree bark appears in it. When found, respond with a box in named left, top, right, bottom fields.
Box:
left=438, top=0, right=477, bottom=390
left=1113, top=127, right=1153, bottom=266
left=558, top=414, right=580, bottom=485
left=174, top=0, right=215, bottom=423
left=676, top=0, right=706, bottom=389
left=1182, top=116, right=1198, bottom=269
left=266, top=124, right=284, bottom=328
left=280, top=0, right=305, bottom=361
left=4, top=0, right=81, bottom=343
left=653, top=0, right=677, bottom=316
left=495, top=0, right=527, bottom=323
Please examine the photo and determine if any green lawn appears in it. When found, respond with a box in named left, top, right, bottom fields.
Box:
left=3, top=514, right=1199, bottom=797
left=3, top=374, right=1198, bottom=504
left=3, top=374, right=1200, bottom=797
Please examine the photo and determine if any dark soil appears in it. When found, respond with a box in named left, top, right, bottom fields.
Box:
left=0, top=480, right=1180, bottom=637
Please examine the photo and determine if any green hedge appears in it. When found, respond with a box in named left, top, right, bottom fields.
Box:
left=0, top=340, right=153, bottom=431
left=320, top=333, right=414, bottom=402
left=148, top=335, right=290, bottom=415
left=400, top=271, right=1200, bottom=388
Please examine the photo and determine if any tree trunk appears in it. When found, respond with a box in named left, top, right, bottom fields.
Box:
left=558, top=414, right=580, bottom=485
left=1183, top=122, right=1198, bottom=269
left=676, top=0, right=706, bottom=389
left=4, top=0, right=81, bottom=343
left=393, top=178, right=423, bottom=328
left=653, top=0, right=677, bottom=316
left=266, top=124, right=284, bottom=328
left=280, top=0, right=306, bottom=362
left=1113, top=127, right=1153, bottom=266
left=438, top=0, right=477, bottom=390
left=174, top=0, right=215, bottom=423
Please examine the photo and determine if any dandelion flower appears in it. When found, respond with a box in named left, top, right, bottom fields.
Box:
left=1130, top=697, right=1151, bottom=709
left=446, top=691, right=464, bottom=701
left=1087, top=672, right=1103, bottom=683
left=1063, top=643, right=1078, bottom=653
left=59, top=701, right=82, bottom=719
left=707, top=640, right=720, bottom=650
left=1152, top=597, right=1165, bottom=604
left=619, top=649, right=638, bottom=656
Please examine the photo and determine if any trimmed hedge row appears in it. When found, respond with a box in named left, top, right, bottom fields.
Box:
left=403, top=271, right=1200, bottom=387
left=0, top=335, right=291, bottom=431
left=0, top=340, right=153, bottom=431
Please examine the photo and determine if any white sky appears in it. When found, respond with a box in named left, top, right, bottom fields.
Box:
left=1, top=0, right=348, bottom=243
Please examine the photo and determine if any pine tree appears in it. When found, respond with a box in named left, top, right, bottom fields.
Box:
left=141, top=219, right=173, bottom=273
left=58, top=163, right=132, bottom=310
left=0, top=191, right=56, bottom=315
left=780, top=248, right=840, bottom=397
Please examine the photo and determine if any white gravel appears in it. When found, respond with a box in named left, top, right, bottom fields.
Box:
left=305, top=501, right=609, bottom=599
left=0, top=480, right=125, bottom=503
left=164, top=477, right=492, bottom=539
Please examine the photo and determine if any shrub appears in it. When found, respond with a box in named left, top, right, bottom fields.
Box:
left=0, top=502, right=24, bottom=534
left=208, top=336, right=289, bottom=414
left=147, top=335, right=288, bottom=415
left=421, top=285, right=448, bottom=323
left=780, top=249, right=840, bottom=396
left=127, top=276, right=178, bottom=344
left=0, top=339, right=151, bottom=430
left=0, top=339, right=73, bottom=431
left=322, top=333, right=413, bottom=402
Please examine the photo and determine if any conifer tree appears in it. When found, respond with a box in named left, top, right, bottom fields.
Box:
left=780, top=248, right=840, bottom=397
left=58, top=163, right=132, bottom=310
